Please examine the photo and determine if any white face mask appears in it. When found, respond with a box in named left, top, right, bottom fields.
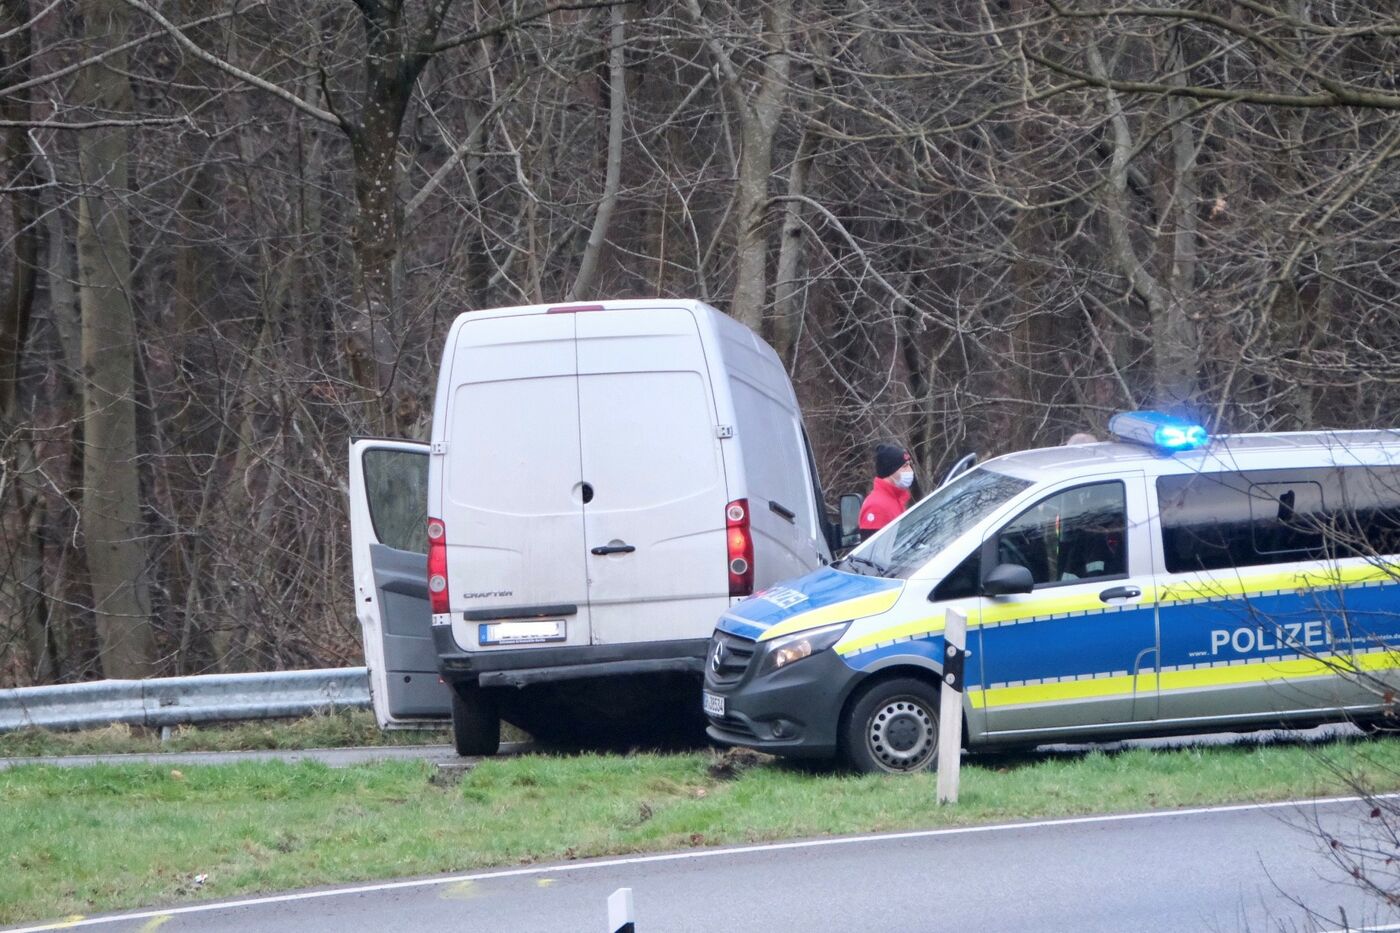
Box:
left=895, top=469, right=914, bottom=489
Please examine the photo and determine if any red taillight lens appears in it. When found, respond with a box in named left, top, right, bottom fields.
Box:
left=427, top=518, right=449, bottom=614
left=726, top=499, right=754, bottom=597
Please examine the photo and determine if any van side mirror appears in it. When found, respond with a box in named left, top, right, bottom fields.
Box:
left=838, top=493, right=864, bottom=549
left=982, top=563, right=1034, bottom=596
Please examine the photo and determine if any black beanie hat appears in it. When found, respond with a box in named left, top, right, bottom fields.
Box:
left=875, top=442, right=909, bottom=479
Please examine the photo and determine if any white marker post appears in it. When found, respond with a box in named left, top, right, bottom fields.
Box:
left=607, top=886, right=635, bottom=933
left=936, top=608, right=967, bottom=805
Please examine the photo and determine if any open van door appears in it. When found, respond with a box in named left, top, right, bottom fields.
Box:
left=348, top=438, right=451, bottom=727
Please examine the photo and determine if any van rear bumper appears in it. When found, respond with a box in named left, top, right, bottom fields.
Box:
left=433, top=627, right=707, bottom=686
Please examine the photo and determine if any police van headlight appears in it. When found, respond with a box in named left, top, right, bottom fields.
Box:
left=761, top=622, right=851, bottom=674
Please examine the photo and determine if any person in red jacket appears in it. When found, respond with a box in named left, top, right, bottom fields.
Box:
left=858, top=442, right=914, bottom=540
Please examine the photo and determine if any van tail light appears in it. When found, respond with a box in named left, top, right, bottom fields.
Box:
left=427, top=518, right=450, bottom=614
left=726, top=499, right=754, bottom=597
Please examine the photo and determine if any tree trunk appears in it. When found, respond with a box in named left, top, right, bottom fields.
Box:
left=76, top=0, right=156, bottom=678
left=772, top=124, right=814, bottom=365
left=569, top=5, right=627, bottom=302
left=345, top=4, right=423, bottom=435
left=1090, top=43, right=1199, bottom=411
left=688, top=0, right=792, bottom=331
left=0, top=0, right=53, bottom=683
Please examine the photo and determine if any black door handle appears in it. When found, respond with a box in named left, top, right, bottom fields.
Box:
left=591, top=544, right=636, bottom=556
left=1099, top=585, right=1142, bottom=603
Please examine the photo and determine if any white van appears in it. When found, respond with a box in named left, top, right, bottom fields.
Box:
left=348, top=299, right=836, bottom=755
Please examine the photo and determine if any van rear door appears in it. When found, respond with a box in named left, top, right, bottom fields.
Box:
left=348, top=438, right=451, bottom=726
left=575, top=307, right=730, bottom=645
left=438, top=313, right=592, bottom=651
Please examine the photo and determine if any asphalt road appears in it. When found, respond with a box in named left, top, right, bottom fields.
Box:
left=8, top=795, right=1399, bottom=933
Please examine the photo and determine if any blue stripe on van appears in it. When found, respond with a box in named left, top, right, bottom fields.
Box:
left=977, top=605, right=1158, bottom=688
left=843, top=633, right=989, bottom=689
left=1157, top=578, right=1400, bottom=669
left=716, top=566, right=900, bottom=639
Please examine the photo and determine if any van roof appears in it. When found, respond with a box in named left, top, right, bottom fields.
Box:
left=986, top=429, right=1400, bottom=481
left=455, top=298, right=716, bottom=322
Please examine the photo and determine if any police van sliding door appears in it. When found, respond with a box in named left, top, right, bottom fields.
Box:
left=1152, top=467, right=1399, bottom=726
left=976, top=474, right=1160, bottom=738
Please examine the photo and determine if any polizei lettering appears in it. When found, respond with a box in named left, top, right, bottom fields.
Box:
left=1209, top=620, right=1332, bottom=656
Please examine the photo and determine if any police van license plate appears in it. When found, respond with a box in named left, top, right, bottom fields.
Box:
left=702, top=690, right=725, bottom=717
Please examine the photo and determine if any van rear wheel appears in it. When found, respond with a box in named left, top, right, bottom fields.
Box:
left=451, top=683, right=501, bottom=757
left=841, top=677, right=939, bottom=774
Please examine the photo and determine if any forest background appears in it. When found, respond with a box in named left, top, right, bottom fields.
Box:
left=2, top=0, right=1397, bottom=685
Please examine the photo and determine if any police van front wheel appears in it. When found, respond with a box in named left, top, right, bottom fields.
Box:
left=841, top=677, right=939, bottom=774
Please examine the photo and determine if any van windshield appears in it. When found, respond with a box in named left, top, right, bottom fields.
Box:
left=855, top=468, right=1031, bottom=580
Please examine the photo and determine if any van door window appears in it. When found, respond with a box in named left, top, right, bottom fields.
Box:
left=995, top=482, right=1127, bottom=587
left=362, top=448, right=429, bottom=554
left=932, top=550, right=980, bottom=601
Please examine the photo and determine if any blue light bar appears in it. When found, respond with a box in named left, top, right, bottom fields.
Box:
left=1108, top=410, right=1209, bottom=451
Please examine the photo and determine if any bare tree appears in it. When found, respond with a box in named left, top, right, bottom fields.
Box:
left=74, top=0, right=156, bottom=676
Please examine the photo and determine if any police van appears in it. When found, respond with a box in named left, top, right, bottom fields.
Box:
left=703, top=412, right=1400, bottom=773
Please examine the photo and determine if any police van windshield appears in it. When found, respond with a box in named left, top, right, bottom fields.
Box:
left=857, top=468, right=1031, bottom=580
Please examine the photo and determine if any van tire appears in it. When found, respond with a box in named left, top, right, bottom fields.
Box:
left=451, top=684, right=501, bottom=757
left=840, top=676, right=940, bottom=774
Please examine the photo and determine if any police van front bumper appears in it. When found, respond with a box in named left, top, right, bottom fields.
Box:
left=703, top=631, right=861, bottom=758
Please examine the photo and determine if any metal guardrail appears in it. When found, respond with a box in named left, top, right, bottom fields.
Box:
left=0, top=667, right=370, bottom=733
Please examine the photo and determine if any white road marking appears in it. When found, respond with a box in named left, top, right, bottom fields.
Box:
left=7, top=793, right=1397, bottom=932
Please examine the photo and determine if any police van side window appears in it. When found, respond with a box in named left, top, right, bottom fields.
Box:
left=1249, top=481, right=1324, bottom=556
left=932, top=550, right=980, bottom=601
left=994, top=481, right=1127, bottom=588
left=1159, top=472, right=1303, bottom=572
left=1334, top=465, right=1400, bottom=558
left=1157, top=466, right=1400, bottom=573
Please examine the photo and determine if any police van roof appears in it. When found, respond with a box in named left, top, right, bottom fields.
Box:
left=985, top=429, right=1400, bottom=481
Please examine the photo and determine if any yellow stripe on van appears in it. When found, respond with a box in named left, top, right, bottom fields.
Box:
left=979, top=591, right=1115, bottom=626
left=836, top=614, right=945, bottom=656
left=757, top=588, right=904, bottom=642
left=837, top=563, right=1400, bottom=664
left=969, top=674, right=1139, bottom=709
left=1157, top=562, right=1400, bottom=604
left=1154, top=650, right=1400, bottom=692
left=967, top=650, right=1400, bottom=710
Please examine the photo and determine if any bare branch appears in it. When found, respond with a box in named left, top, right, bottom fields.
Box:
left=118, top=0, right=344, bottom=129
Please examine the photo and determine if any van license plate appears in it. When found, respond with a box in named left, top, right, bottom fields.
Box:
left=479, top=620, right=564, bottom=645
left=702, top=691, right=725, bottom=717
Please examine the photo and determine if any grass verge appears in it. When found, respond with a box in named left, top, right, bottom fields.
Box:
left=5, top=735, right=1400, bottom=925
left=0, top=710, right=453, bottom=758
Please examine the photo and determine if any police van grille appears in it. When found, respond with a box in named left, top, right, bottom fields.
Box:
left=710, top=712, right=757, bottom=739
left=709, top=631, right=756, bottom=684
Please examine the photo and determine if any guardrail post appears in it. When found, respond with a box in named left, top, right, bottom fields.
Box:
left=937, top=608, right=967, bottom=805
left=607, top=887, right=635, bottom=933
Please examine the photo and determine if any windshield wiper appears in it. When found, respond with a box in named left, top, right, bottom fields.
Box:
left=840, top=553, right=887, bottom=576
